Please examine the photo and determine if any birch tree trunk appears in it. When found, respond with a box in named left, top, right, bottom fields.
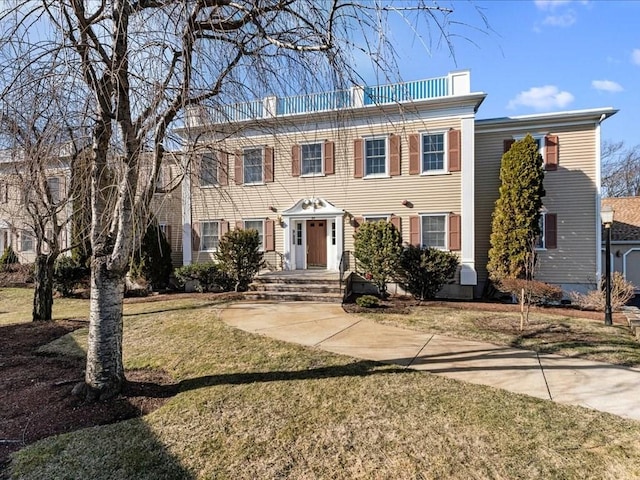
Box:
left=82, top=257, right=126, bottom=400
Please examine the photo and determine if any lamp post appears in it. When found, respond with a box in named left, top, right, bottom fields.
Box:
left=601, top=205, right=614, bottom=326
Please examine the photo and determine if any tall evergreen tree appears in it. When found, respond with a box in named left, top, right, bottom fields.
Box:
left=487, top=135, right=545, bottom=281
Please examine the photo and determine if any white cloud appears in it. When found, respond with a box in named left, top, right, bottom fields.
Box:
left=591, top=80, right=623, bottom=93
left=507, top=85, right=575, bottom=110
left=632, top=49, right=640, bottom=66
left=542, top=11, right=576, bottom=27
left=534, top=0, right=571, bottom=11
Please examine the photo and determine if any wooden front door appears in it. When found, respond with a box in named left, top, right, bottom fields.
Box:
left=306, top=220, right=327, bottom=268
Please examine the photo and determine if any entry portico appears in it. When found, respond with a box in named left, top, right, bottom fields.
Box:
left=281, top=197, right=344, bottom=271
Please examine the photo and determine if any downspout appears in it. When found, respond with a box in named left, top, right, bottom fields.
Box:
left=595, top=113, right=606, bottom=284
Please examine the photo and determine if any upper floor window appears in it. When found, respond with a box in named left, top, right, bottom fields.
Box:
left=364, top=215, right=390, bottom=223
left=301, top=143, right=323, bottom=176
left=0, top=183, right=7, bottom=203
left=47, top=177, right=60, bottom=203
left=421, top=214, right=446, bottom=250
left=422, top=133, right=446, bottom=173
left=200, top=153, right=218, bottom=186
left=365, top=137, right=387, bottom=176
left=200, top=221, right=220, bottom=251
left=243, top=148, right=263, bottom=184
left=505, top=134, right=558, bottom=171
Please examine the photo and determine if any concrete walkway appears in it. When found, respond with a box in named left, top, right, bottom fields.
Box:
left=221, top=301, right=640, bottom=422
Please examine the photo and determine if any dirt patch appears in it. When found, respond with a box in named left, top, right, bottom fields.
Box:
left=0, top=320, right=177, bottom=470
left=343, top=295, right=627, bottom=324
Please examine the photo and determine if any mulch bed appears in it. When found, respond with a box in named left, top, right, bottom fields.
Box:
left=0, top=320, right=177, bottom=471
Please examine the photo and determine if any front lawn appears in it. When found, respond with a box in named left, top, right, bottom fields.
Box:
left=0, top=288, right=89, bottom=326
left=7, top=296, right=640, bottom=479
left=361, top=302, right=640, bottom=366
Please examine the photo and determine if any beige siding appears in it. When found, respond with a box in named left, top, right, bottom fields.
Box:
left=190, top=116, right=463, bottom=259
left=475, top=124, right=598, bottom=289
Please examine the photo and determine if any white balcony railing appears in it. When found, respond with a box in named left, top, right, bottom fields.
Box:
left=188, top=70, right=470, bottom=127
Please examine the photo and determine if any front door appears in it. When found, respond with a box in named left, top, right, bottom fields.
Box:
left=306, top=220, right=327, bottom=268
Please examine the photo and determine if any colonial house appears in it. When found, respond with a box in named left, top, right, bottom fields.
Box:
left=0, top=148, right=183, bottom=266
left=601, top=197, right=640, bottom=292
left=175, top=70, right=615, bottom=298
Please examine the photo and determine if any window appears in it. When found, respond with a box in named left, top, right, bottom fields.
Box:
left=301, top=143, right=323, bottom=176
left=200, top=221, right=219, bottom=251
left=535, top=212, right=557, bottom=250
left=421, top=215, right=446, bottom=249
left=46, top=177, right=60, bottom=203
left=422, top=133, right=445, bottom=173
left=508, top=134, right=558, bottom=171
left=365, top=138, right=387, bottom=176
left=0, top=183, right=7, bottom=203
left=201, top=153, right=218, bottom=186
left=535, top=214, right=546, bottom=249
left=364, top=215, right=390, bottom=223
left=243, top=148, right=263, bottom=184
left=296, top=222, right=303, bottom=246
left=244, top=220, right=264, bottom=249
left=21, top=232, right=34, bottom=252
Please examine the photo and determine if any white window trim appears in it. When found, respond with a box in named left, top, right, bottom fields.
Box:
left=243, top=218, right=265, bottom=251
left=200, top=220, right=220, bottom=252
left=243, top=147, right=265, bottom=185
left=200, top=152, right=219, bottom=188
left=420, top=131, right=448, bottom=175
left=363, top=214, right=391, bottom=222
left=300, top=142, right=325, bottom=178
left=420, top=213, right=448, bottom=251
left=363, top=136, right=389, bottom=179
left=535, top=211, right=547, bottom=251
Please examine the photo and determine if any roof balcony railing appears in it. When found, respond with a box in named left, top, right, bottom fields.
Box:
left=185, top=70, right=470, bottom=127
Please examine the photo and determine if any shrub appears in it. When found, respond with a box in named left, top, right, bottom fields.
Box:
left=354, top=220, right=403, bottom=297
left=129, top=222, right=173, bottom=290
left=395, top=246, right=459, bottom=301
left=497, top=278, right=563, bottom=306
left=0, top=246, right=19, bottom=267
left=53, top=256, right=90, bottom=297
left=356, top=294, right=379, bottom=308
left=569, top=273, right=635, bottom=311
left=0, top=263, right=34, bottom=286
left=174, top=262, right=233, bottom=293
left=216, top=229, right=264, bottom=292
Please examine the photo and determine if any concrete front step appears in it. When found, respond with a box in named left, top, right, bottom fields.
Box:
left=253, top=276, right=341, bottom=286
left=250, top=282, right=342, bottom=294
left=244, top=291, right=343, bottom=303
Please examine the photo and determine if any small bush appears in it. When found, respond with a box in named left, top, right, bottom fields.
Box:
left=0, top=262, right=34, bottom=286
left=356, top=295, right=379, bottom=308
left=174, top=262, right=233, bottom=293
left=354, top=220, right=403, bottom=297
left=395, top=246, right=459, bottom=301
left=216, top=229, right=264, bottom=292
left=53, top=256, right=90, bottom=297
left=0, top=246, right=19, bottom=267
left=497, top=278, right=563, bottom=305
left=569, top=272, right=635, bottom=311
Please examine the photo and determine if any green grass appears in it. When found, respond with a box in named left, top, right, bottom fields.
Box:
left=0, top=287, right=89, bottom=325
left=7, top=297, right=640, bottom=479
left=363, top=305, right=640, bottom=366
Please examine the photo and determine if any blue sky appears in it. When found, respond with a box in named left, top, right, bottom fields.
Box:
left=366, top=0, right=639, bottom=146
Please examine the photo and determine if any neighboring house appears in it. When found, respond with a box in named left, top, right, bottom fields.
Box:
left=601, top=197, right=640, bottom=292
left=176, top=69, right=615, bottom=298
left=0, top=149, right=184, bottom=267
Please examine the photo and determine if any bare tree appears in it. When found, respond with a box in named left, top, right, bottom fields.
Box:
left=0, top=1, right=482, bottom=401
left=601, top=140, right=640, bottom=197
left=0, top=66, right=90, bottom=321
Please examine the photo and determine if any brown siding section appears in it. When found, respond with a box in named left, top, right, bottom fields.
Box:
left=353, top=139, right=363, bottom=178
left=219, top=153, right=229, bottom=186
left=389, top=134, right=401, bottom=176
left=265, top=219, right=275, bottom=251
left=449, top=213, right=461, bottom=251
left=409, top=133, right=420, bottom=175
left=292, top=144, right=300, bottom=177
left=409, top=216, right=420, bottom=246
left=545, top=213, right=557, bottom=249
left=545, top=135, right=558, bottom=171
left=448, top=129, right=461, bottom=172
left=503, top=139, right=515, bottom=153
left=324, top=141, right=334, bottom=175
left=234, top=150, right=242, bottom=185
left=264, top=146, right=274, bottom=182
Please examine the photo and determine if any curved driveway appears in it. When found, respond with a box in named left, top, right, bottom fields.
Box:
left=221, top=301, right=640, bottom=422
